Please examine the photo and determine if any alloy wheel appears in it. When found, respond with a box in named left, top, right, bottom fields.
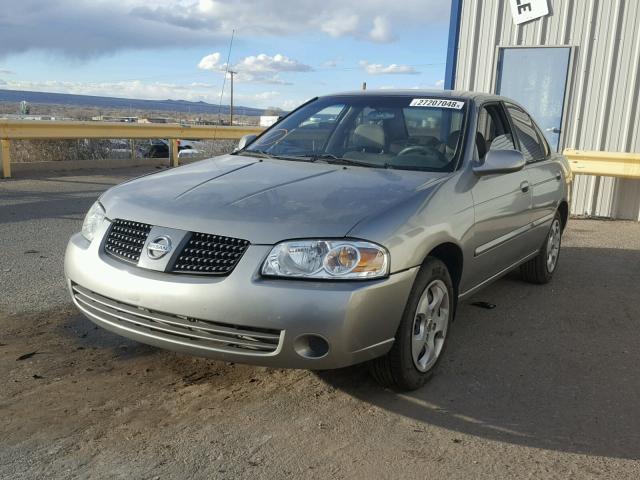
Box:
left=546, top=218, right=561, bottom=272
left=411, top=279, right=449, bottom=372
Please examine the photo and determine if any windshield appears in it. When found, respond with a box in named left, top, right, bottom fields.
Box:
left=243, top=95, right=467, bottom=171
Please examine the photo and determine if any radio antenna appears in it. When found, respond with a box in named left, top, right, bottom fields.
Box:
left=217, top=29, right=235, bottom=124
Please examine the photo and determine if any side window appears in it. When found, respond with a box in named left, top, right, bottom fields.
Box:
left=506, top=105, right=546, bottom=163
left=476, top=104, right=516, bottom=161
left=533, top=122, right=551, bottom=157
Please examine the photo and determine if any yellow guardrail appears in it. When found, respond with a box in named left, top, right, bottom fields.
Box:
left=563, top=149, right=640, bottom=180
left=1, top=121, right=638, bottom=181
left=0, top=120, right=264, bottom=178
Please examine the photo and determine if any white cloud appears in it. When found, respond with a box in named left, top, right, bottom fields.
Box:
left=1, top=79, right=216, bottom=102
left=197, top=52, right=221, bottom=71
left=0, top=78, right=289, bottom=108
left=197, top=52, right=311, bottom=84
left=236, top=53, right=312, bottom=73
left=252, top=91, right=280, bottom=100
left=377, top=81, right=447, bottom=90
left=360, top=61, right=420, bottom=75
left=0, top=0, right=449, bottom=58
left=369, top=16, right=395, bottom=43
left=197, top=0, right=217, bottom=13
left=321, top=58, right=341, bottom=68
left=321, top=14, right=360, bottom=37
left=198, top=52, right=311, bottom=74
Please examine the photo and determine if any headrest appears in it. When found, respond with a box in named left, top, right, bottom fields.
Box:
left=447, top=130, right=487, bottom=158
left=475, top=131, right=487, bottom=158
left=352, top=124, right=385, bottom=151
left=447, top=130, right=461, bottom=150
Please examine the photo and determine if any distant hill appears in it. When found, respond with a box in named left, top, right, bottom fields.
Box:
left=0, top=89, right=265, bottom=116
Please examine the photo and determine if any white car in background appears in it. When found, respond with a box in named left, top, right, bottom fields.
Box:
left=143, top=139, right=204, bottom=159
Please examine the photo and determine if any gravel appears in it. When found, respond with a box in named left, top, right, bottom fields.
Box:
left=1, top=167, right=639, bottom=479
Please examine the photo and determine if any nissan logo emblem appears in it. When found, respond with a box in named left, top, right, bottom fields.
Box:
left=147, top=236, right=172, bottom=259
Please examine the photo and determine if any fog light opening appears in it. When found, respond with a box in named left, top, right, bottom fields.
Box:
left=294, top=334, right=329, bottom=359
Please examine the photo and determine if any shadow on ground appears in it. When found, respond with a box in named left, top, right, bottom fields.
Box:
left=317, top=245, right=640, bottom=460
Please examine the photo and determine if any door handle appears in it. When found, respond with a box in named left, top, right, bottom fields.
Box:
left=546, top=127, right=561, bottom=134
left=520, top=181, right=530, bottom=193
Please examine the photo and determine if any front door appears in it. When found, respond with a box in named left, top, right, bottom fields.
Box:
left=468, top=103, right=532, bottom=289
left=496, top=47, right=571, bottom=151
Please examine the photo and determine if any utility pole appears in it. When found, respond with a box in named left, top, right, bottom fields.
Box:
left=229, top=70, right=236, bottom=126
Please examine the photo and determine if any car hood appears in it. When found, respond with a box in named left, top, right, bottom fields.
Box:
left=100, top=154, right=446, bottom=244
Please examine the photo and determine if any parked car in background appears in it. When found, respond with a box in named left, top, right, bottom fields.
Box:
left=106, top=139, right=133, bottom=159
left=142, top=139, right=202, bottom=158
left=65, top=90, right=572, bottom=390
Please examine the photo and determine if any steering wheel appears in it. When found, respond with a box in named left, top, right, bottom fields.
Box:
left=395, top=145, right=450, bottom=168
left=397, top=145, right=435, bottom=157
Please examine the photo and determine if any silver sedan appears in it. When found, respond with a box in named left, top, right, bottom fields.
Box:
left=65, top=90, right=572, bottom=390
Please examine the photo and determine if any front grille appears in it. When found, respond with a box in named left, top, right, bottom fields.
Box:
left=104, top=219, right=152, bottom=263
left=171, top=232, right=250, bottom=275
left=72, top=283, right=282, bottom=355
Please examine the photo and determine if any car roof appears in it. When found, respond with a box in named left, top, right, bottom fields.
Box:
left=322, top=89, right=512, bottom=105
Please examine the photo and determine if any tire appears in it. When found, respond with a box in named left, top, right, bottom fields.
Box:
left=370, top=257, right=455, bottom=391
left=520, top=211, right=563, bottom=284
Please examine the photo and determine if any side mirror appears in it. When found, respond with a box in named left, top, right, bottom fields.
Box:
left=236, top=134, right=257, bottom=151
left=473, top=149, right=525, bottom=176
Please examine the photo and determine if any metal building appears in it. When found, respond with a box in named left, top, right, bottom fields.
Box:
left=446, top=0, right=640, bottom=220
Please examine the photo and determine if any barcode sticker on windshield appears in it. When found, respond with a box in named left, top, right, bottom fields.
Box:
left=409, top=98, right=464, bottom=109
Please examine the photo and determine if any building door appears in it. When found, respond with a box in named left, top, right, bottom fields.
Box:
left=496, top=47, right=571, bottom=151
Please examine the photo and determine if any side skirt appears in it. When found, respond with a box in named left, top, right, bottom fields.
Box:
left=458, top=249, right=539, bottom=300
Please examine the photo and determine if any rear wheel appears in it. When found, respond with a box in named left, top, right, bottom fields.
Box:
left=520, top=211, right=563, bottom=284
left=370, top=258, right=454, bottom=391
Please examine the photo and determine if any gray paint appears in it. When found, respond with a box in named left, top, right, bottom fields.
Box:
left=472, top=149, right=526, bottom=175
left=65, top=91, right=571, bottom=369
left=454, top=0, right=640, bottom=220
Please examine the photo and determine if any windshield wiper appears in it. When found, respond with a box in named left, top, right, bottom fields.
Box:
left=239, top=150, right=315, bottom=162
left=238, top=149, right=276, bottom=158
left=300, top=153, right=389, bottom=169
left=241, top=150, right=390, bottom=168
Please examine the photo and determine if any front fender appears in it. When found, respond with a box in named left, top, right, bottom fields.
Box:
left=348, top=173, right=475, bottom=274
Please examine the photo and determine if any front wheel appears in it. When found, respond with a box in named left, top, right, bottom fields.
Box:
left=370, top=258, right=454, bottom=391
left=520, top=211, right=563, bottom=284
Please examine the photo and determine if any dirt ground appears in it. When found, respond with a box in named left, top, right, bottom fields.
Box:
left=1, top=170, right=640, bottom=479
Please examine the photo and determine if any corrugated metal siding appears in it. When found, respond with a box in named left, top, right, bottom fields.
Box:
left=455, top=0, right=640, bottom=219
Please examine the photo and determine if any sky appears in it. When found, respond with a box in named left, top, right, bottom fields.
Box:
left=0, top=0, right=452, bottom=110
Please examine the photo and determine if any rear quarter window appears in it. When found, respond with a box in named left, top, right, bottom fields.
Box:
left=506, top=105, right=547, bottom=163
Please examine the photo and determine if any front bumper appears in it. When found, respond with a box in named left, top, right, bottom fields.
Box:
left=64, top=225, right=418, bottom=369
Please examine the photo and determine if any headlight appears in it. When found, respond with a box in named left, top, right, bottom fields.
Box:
left=262, top=240, right=389, bottom=279
left=81, top=201, right=106, bottom=242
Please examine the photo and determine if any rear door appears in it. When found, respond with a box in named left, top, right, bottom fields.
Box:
left=505, top=103, right=562, bottom=247
left=469, top=102, right=533, bottom=287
